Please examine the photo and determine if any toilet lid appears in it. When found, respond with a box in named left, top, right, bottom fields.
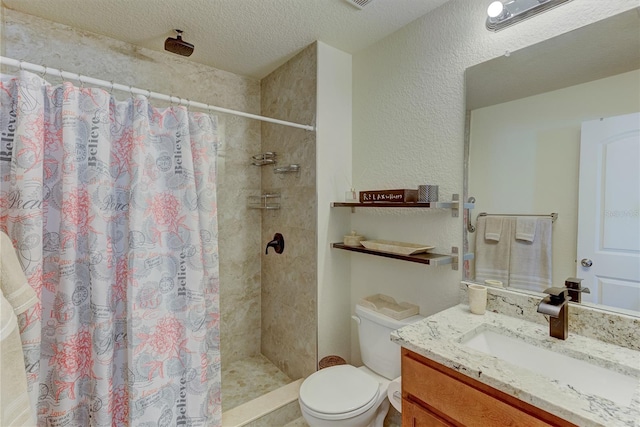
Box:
left=299, top=365, right=379, bottom=415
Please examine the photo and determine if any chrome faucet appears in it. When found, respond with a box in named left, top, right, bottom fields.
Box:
left=537, top=287, right=571, bottom=340
left=564, top=277, right=590, bottom=303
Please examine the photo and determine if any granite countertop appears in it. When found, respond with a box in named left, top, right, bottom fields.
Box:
left=391, top=304, right=640, bottom=427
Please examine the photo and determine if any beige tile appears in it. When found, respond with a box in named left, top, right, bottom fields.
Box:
left=244, top=401, right=302, bottom=427
left=222, top=354, right=293, bottom=411
left=283, top=417, right=309, bottom=427
left=260, top=43, right=318, bottom=380
left=283, top=406, right=401, bottom=427
left=222, top=379, right=302, bottom=427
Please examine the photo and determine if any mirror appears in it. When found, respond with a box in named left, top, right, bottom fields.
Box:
left=464, top=9, right=640, bottom=316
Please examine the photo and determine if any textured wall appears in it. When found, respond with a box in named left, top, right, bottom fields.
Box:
left=349, top=0, right=637, bottom=362
left=1, top=8, right=263, bottom=370
left=260, top=44, right=317, bottom=380
left=316, top=42, right=352, bottom=365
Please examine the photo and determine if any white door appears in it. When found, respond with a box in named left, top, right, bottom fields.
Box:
left=577, top=112, right=640, bottom=312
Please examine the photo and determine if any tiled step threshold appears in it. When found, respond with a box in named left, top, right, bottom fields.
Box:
left=222, top=379, right=303, bottom=427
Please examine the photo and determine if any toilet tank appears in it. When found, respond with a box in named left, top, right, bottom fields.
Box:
left=355, top=304, right=424, bottom=380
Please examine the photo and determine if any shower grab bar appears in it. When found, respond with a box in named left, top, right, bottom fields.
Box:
left=1, top=56, right=316, bottom=131
left=466, top=196, right=476, bottom=232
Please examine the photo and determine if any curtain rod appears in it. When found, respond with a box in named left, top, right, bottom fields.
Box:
left=0, top=56, right=316, bottom=132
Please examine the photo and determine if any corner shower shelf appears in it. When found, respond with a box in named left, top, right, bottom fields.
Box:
left=248, top=193, right=281, bottom=210
left=332, top=244, right=473, bottom=269
left=274, top=164, right=300, bottom=174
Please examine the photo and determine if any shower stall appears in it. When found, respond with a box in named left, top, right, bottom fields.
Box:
left=219, top=44, right=319, bottom=418
left=3, top=8, right=319, bottom=425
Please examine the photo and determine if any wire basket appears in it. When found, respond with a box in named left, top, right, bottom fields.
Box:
left=318, top=355, right=347, bottom=370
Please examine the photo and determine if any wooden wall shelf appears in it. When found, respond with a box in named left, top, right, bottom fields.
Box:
left=331, top=194, right=474, bottom=217
left=332, top=243, right=472, bottom=269
left=331, top=201, right=459, bottom=208
left=330, top=193, right=475, bottom=269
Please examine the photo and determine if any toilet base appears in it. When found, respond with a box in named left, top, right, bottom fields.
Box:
left=370, top=398, right=390, bottom=427
left=300, top=365, right=392, bottom=427
left=300, top=394, right=390, bottom=427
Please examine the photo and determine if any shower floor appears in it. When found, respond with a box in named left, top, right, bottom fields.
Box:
left=222, top=354, right=293, bottom=411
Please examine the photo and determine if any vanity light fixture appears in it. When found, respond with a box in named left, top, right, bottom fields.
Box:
left=486, top=0, right=573, bottom=32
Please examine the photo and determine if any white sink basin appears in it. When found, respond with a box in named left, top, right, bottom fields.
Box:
left=461, top=328, right=638, bottom=406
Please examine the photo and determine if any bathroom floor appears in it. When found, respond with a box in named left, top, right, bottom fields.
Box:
left=283, top=417, right=308, bottom=426
left=222, top=354, right=293, bottom=410
left=283, top=409, right=402, bottom=427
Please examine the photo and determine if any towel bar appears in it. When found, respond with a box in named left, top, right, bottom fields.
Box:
left=468, top=212, right=558, bottom=233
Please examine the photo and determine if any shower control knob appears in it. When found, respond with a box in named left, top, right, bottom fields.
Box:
left=581, top=258, right=593, bottom=268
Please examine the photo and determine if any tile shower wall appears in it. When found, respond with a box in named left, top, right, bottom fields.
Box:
left=260, top=44, right=317, bottom=380
left=1, top=9, right=263, bottom=370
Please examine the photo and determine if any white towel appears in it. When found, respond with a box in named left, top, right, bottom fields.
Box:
left=1, top=292, right=36, bottom=427
left=1, top=231, right=38, bottom=426
left=509, top=218, right=553, bottom=293
left=0, top=232, right=37, bottom=315
left=484, top=217, right=503, bottom=242
left=474, top=217, right=514, bottom=286
left=515, top=217, right=537, bottom=242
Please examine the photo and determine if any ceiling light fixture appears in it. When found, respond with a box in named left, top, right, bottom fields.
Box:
left=487, top=1, right=506, bottom=19
left=486, top=0, right=574, bottom=32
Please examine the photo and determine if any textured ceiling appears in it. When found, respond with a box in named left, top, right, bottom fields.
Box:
left=2, top=0, right=450, bottom=79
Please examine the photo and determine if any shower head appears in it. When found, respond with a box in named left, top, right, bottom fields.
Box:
left=164, top=29, right=194, bottom=57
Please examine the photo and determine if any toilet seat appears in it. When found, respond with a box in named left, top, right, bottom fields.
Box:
left=299, top=365, right=380, bottom=420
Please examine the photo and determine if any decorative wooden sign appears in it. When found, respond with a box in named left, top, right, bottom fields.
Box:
left=359, top=189, right=418, bottom=203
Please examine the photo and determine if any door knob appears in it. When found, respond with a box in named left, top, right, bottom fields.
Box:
left=581, top=258, right=593, bottom=268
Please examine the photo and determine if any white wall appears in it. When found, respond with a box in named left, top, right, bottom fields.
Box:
left=469, top=69, right=640, bottom=287
left=316, top=41, right=353, bottom=363
left=350, top=0, right=637, bottom=362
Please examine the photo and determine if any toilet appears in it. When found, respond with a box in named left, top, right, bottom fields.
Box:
left=299, top=303, right=424, bottom=427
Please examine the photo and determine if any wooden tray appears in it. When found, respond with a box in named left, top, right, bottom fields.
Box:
left=360, top=240, right=435, bottom=255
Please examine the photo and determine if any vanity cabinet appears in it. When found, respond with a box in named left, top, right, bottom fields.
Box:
left=403, top=399, right=451, bottom=427
left=401, top=348, right=577, bottom=427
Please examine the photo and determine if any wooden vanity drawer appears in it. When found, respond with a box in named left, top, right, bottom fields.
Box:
left=402, top=349, right=575, bottom=427
left=403, top=398, right=452, bottom=427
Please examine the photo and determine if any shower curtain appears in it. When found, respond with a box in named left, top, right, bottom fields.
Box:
left=0, top=70, right=221, bottom=426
